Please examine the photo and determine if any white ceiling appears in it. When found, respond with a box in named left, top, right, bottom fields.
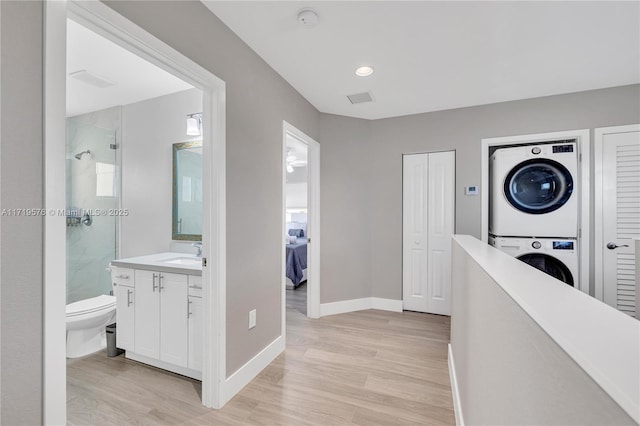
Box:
left=204, top=1, right=640, bottom=120
left=66, top=19, right=193, bottom=117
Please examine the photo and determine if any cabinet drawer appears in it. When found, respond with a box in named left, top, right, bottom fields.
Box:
left=188, top=275, right=202, bottom=297
left=135, top=270, right=188, bottom=286
left=112, top=267, right=134, bottom=287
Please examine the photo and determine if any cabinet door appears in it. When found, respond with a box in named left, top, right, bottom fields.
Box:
left=159, top=272, right=188, bottom=367
left=134, top=270, right=160, bottom=358
left=114, top=284, right=134, bottom=351
left=188, top=296, right=203, bottom=371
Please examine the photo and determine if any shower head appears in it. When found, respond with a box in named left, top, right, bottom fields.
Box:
left=74, top=150, right=91, bottom=160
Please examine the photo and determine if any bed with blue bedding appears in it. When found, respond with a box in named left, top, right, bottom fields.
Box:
left=286, top=237, right=308, bottom=288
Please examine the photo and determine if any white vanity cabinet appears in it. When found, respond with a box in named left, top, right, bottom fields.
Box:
left=112, top=267, right=135, bottom=351
left=110, top=254, right=203, bottom=380
left=188, top=275, right=203, bottom=371
left=134, top=270, right=188, bottom=367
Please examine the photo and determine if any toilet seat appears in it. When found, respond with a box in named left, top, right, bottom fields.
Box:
left=66, top=294, right=116, bottom=317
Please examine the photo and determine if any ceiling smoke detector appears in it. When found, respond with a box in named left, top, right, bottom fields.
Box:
left=297, top=8, right=319, bottom=28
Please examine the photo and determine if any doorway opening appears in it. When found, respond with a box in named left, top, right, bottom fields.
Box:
left=284, top=134, right=309, bottom=315
left=44, top=2, right=227, bottom=423
left=281, top=121, right=320, bottom=336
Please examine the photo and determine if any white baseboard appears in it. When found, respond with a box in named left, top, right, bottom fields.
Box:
left=448, top=343, right=465, bottom=426
left=222, top=335, right=284, bottom=405
left=371, top=297, right=403, bottom=312
left=320, top=297, right=403, bottom=317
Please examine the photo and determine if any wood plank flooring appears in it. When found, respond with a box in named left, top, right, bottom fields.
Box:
left=286, top=282, right=307, bottom=316
left=67, top=308, right=454, bottom=425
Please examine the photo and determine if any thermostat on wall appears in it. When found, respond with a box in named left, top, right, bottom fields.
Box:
left=465, top=185, right=479, bottom=195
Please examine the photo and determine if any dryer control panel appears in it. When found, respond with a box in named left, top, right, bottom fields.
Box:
left=553, top=241, right=574, bottom=250
left=553, top=144, right=574, bottom=153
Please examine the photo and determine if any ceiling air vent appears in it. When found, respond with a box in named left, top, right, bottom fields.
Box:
left=347, top=91, right=374, bottom=104
left=69, top=70, right=115, bottom=88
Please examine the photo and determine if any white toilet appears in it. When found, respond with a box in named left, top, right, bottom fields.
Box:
left=66, top=294, right=117, bottom=358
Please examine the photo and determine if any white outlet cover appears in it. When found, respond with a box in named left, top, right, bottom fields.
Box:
left=249, top=309, right=256, bottom=329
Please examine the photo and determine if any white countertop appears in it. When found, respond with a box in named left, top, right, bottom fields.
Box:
left=111, top=252, right=202, bottom=276
left=453, top=235, right=640, bottom=423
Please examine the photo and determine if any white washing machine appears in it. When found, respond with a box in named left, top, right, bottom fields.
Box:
left=489, top=141, right=578, bottom=238
left=489, top=236, right=579, bottom=287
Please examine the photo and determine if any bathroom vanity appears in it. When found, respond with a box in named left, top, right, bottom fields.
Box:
left=110, top=252, right=203, bottom=380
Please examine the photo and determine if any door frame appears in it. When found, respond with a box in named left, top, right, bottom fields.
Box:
left=480, top=129, right=590, bottom=295
left=594, top=124, right=640, bottom=301
left=282, top=121, right=321, bottom=332
left=43, top=1, right=227, bottom=423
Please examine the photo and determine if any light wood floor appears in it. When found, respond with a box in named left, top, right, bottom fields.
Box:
left=68, top=308, right=454, bottom=425
left=286, top=281, right=307, bottom=316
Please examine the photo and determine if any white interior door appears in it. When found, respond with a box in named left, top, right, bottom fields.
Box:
left=403, top=151, right=455, bottom=315
left=596, top=126, right=640, bottom=317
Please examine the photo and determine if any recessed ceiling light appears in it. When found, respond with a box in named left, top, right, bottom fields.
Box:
left=355, top=66, right=374, bottom=77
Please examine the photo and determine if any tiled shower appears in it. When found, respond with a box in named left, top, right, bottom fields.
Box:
left=66, top=106, right=121, bottom=304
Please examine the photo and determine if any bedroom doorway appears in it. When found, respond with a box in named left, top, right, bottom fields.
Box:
left=282, top=122, right=320, bottom=326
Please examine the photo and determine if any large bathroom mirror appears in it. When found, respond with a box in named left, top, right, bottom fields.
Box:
left=173, top=141, right=203, bottom=241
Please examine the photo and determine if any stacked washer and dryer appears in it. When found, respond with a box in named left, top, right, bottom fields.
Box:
left=489, top=140, right=579, bottom=287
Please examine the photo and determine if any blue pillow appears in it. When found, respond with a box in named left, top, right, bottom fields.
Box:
left=288, top=228, right=304, bottom=237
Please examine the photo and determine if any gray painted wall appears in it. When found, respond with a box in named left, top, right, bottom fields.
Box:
left=0, top=1, right=44, bottom=424
left=319, top=85, right=640, bottom=302
left=105, top=0, right=321, bottom=376
left=319, top=114, right=373, bottom=302
left=121, top=88, right=202, bottom=259
left=450, top=239, right=635, bottom=425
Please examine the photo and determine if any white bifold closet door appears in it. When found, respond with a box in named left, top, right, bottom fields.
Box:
left=402, top=151, right=455, bottom=315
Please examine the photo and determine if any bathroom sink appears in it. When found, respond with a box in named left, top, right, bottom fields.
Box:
left=163, top=257, right=201, bottom=266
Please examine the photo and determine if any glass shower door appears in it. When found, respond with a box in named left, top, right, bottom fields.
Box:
left=66, top=119, right=119, bottom=304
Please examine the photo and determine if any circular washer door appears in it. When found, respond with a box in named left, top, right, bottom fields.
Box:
left=517, top=253, right=574, bottom=286
left=504, top=159, right=573, bottom=214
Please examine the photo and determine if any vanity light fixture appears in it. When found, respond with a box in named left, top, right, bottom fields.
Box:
left=186, top=113, right=202, bottom=136
left=355, top=66, right=374, bottom=77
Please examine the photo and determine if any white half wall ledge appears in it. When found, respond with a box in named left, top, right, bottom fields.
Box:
left=451, top=234, right=640, bottom=424
left=320, top=297, right=403, bottom=317
left=222, top=335, right=284, bottom=406
left=448, top=344, right=465, bottom=426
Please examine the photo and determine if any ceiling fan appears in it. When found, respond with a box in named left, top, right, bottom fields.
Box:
left=286, top=150, right=307, bottom=173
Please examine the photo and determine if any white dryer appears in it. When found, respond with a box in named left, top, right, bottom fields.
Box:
left=489, top=141, right=578, bottom=238
left=489, top=236, right=578, bottom=287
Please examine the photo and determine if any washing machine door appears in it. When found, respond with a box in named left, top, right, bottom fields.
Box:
left=504, top=159, right=573, bottom=214
left=517, top=253, right=574, bottom=286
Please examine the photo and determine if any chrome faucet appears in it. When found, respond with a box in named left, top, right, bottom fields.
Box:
left=192, top=242, right=202, bottom=257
